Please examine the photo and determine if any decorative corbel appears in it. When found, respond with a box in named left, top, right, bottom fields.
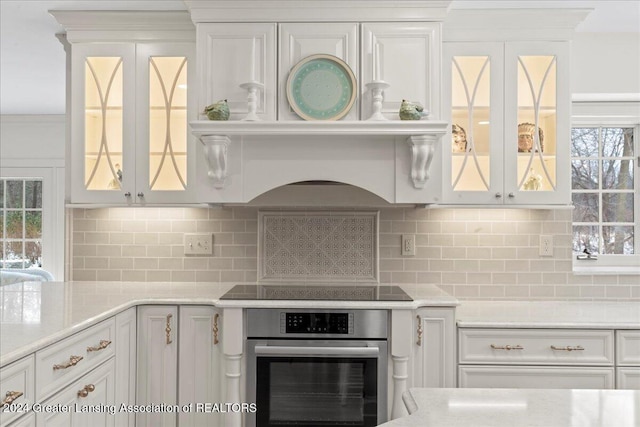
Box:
left=200, top=135, right=231, bottom=188
left=406, top=134, right=438, bottom=189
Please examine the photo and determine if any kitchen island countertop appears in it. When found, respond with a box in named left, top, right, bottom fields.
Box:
left=0, top=281, right=456, bottom=366
left=378, top=387, right=640, bottom=427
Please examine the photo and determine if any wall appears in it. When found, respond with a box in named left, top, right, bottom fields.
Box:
left=0, top=115, right=66, bottom=280
left=70, top=206, right=640, bottom=300
left=572, top=32, right=640, bottom=95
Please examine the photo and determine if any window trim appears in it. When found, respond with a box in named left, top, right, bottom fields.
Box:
left=571, top=99, right=640, bottom=273
left=0, top=167, right=59, bottom=279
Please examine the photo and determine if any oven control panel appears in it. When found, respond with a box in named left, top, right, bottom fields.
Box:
left=281, top=312, right=354, bottom=334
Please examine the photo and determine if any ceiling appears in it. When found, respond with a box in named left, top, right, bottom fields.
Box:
left=1, top=0, right=638, bottom=115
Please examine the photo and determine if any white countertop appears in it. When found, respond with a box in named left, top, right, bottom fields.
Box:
left=0, top=281, right=456, bottom=367
left=456, top=300, right=640, bottom=329
left=377, top=388, right=640, bottom=427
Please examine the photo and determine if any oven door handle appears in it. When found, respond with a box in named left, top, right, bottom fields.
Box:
left=254, top=345, right=379, bottom=357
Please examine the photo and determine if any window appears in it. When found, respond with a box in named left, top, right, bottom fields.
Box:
left=570, top=125, right=639, bottom=268
left=0, top=179, right=43, bottom=269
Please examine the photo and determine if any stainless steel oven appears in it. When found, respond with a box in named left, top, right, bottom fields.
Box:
left=246, top=308, right=388, bottom=427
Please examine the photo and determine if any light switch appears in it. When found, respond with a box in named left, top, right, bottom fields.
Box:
left=184, top=233, right=213, bottom=255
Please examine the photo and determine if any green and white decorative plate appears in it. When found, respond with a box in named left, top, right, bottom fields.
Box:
left=286, top=54, right=356, bottom=121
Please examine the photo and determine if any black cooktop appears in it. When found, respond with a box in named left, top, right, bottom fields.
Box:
left=220, top=284, right=413, bottom=301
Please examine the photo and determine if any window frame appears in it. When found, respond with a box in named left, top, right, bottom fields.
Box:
left=571, top=99, right=640, bottom=273
left=0, top=168, right=56, bottom=276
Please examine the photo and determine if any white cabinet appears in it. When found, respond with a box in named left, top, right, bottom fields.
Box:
left=443, top=41, right=570, bottom=205
left=413, top=307, right=456, bottom=388
left=458, top=328, right=616, bottom=389
left=0, top=356, right=34, bottom=426
left=115, top=308, right=136, bottom=427
left=389, top=307, right=455, bottom=420
left=136, top=305, right=179, bottom=427
left=137, top=305, right=224, bottom=427
left=178, top=306, right=224, bottom=427
left=37, top=358, right=116, bottom=427
left=616, top=330, right=640, bottom=389
left=69, top=42, right=196, bottom=204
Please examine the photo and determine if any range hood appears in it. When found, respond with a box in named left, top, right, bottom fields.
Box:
left=186, top=1, right=451, bottom=206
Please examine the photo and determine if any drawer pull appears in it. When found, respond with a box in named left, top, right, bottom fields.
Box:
left=77, top=384, right=95, bottom=398
left=551, top=345, right=585, bottom=352
left=166, top=314, right=173, bottom=345
left=0, top=391, right=24, bottom=408
left=87, top=339, right=112, bottom=352
left=53, top=355, right=84, bottom=370
left=213, top=313, right=220, bottom=345
left=490, top=344, right=524, bottom=351
left=416, top=315, right=423, bottom=346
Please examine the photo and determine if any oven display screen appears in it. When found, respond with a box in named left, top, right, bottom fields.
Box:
left=285, top=312, right=349, bottom=334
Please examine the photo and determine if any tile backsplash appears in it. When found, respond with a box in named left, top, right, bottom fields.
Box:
left=70, top=207, right=640, bottom=300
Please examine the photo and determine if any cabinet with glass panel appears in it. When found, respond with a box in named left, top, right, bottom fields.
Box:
left=69, top=42, right=195, bottom=204
left=443, top=41, right=570, bottom=205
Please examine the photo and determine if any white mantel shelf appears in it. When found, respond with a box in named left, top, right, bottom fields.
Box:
left=190, top=120, right=449, bottom=136
left=191, top=120, right=448, bottom=191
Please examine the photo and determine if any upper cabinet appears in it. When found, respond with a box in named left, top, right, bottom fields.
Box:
left=52, top=12, right=197, bottom=205
left=443, top=41, right=570, bottom=205
left=442, top=9, right=590, bottom=206
left=185, top=1, right=450, bottom=206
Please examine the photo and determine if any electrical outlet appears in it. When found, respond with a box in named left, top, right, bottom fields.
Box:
left=401, top=234, right=416, bottom=256
left=539, top=235, right=553, bottom=257
left=184, top=233, right=213, bottom=255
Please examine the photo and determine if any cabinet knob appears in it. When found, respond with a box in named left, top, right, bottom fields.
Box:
left=495, top=192, right=502, bottom=198
left=508, top=192, right=515, bottom=198
left=124, top=192, right=131, bottom=198
left=416, top=315, right=423, bottom=346
left=137, top=192, right=144, bottom=198
left=77, top=384, right=95, bottom=398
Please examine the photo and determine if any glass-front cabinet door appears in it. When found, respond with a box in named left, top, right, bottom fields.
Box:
left=70, top=43, right=194, bottom=204
left=71, top=44, right=136, bottom=204
left=504, top=42, right=570, bottom=205
left=443, top=42, right=504, bottom=204
left=443, top=41, right=570, bottom=205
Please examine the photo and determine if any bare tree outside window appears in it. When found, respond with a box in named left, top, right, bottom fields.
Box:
left=571, top=127, right=635, bottom=255
left=0, top=179, right=43, bottom=268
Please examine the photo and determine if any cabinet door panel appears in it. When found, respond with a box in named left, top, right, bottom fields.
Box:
left=135, top=43, right=196, bottom=203
left=36, top=358, right=116, bottom=427
left=71, top=44, right=136, bottom=204
left=459, top=366, right=615, bottom=389
left=362, top=23, right=441, bottom=121
left=443, top=42, right=504, bottom=204
left=617, top=368, right=640, bottom=390
left=197, top=23, right=277, bottom=121
left=178, top=306, right=223, bottom=427
left=279, top=23, right=358, bottom=120
left=0, top=356, right=35, bottom=426
left=115, top=308, right=136, bottom=427
left=136, top=306, right=178, bottom=427
left=504, top=41, right=570, bottom=205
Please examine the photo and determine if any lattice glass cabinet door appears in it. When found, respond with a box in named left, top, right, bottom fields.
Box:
left=505, top=42, right=570, bottom=205
left=443, top=43, right=504, bottom=204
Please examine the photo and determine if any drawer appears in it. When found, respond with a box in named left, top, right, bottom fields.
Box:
left=616, top=330, right=640, bottom=366
left=459, top=328, right=614, bottom=366
left=0, top=355, right=35, bottom=426
left=36, top=317, right=116, bottom=401
left=36, top=358, right=116, bottom=427
left=459, top=366, right=615, bottom=389
left=616, top=367, right=640, bottom=390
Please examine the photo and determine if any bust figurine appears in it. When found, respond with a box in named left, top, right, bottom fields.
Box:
left=518, top=122, right=544, bottom=153
left=452, top=124, right=468, bottom=153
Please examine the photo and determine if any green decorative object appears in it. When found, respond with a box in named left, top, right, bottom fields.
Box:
left=399, top=99, right=428, bottom=120
left=203, top=99, right=230, bottom=121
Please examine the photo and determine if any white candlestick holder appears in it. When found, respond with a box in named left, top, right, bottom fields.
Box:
left=239, top=80, right=264, bottom=121
left=365, top=80, right=390, bottom=121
